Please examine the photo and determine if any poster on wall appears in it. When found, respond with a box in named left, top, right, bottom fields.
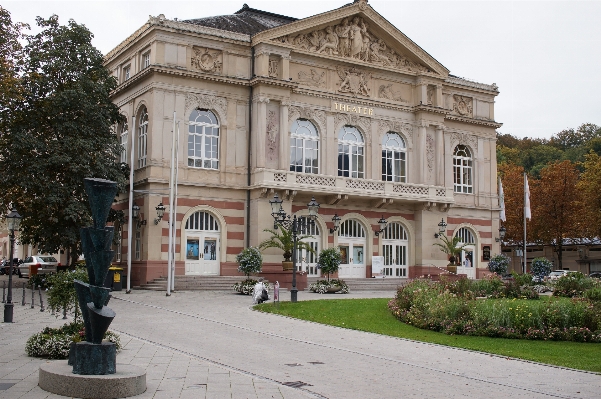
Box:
left=187, top=239, right=200, bottom=260
left=482, top=246, right=491, bottom=261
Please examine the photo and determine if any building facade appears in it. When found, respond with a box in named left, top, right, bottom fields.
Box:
left=105, top=0, right=503, bottom=286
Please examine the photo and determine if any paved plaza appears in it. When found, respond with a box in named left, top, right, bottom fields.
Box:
left=1, top=279, right=600, bottom=398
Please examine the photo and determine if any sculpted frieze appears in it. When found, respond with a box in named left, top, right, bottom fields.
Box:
left=289, top=106, right=326, bottom=131
left=273, top=15, right=431, bottom=74
left=337, top=66, right=371, bottom=97
left=452, top=95, right=473, bottom=117
left=378, top=83, right=406, bottom=102
left=191, top=47, right=222, bottom=74
left=298, top=69, right=326, bottom=88
left=335, top=113, right=371, bottom=138
left=185, top=93, right=228, bottom=122
left=378, top=120, right=413, bottom=148
left=450, top=132, right=478, bottom=152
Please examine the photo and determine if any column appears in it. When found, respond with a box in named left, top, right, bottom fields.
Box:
left=435, top=84, right=443, bottom=108
left=279, top=101, right=290, bottom=170
left=418, top=121, right=427, bottom=183
left=255, top=51, right=269, bottom=77
left=281, top=55, right=290, bottom=81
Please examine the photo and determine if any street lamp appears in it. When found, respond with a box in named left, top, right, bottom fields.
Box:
left=154, top=202, right=166, bottom=225
left=374, top=215, right=388, bottom=237
left=4, top=208, right=22, bottom=323
left=268, top=195, right=320, bottom=303
left=329, top=214, right=341, bottom=234
left=434, top=218, right=447, bottom=238
left=496, top=226, right=506, bottom=242
left=132, top=202, right=146, bottom=228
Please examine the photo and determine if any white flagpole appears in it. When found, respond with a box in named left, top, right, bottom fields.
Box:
left=166, top=112, right=176, bottom=296
left=523, top=173, right=531, bottom=274
left=171, top=121, right=180, bottom=292
left=498, top=176, right=506, bottom=222
left=126, top=114, right=136, bottom=293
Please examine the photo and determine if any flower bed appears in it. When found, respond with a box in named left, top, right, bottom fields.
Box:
left=388, top=278, right=601, bottom=342
left=232, top=278, right=270, bottom=295
left=309, top=279, right=349, bottom=294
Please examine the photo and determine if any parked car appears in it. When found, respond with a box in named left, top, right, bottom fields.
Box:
left=589, top=272, right=601, bottom=279
left=0, top=259, right=20, bottom=275
left=18, top=256, right=60, bottom=278
left=547, top=270, right=568, bottom=281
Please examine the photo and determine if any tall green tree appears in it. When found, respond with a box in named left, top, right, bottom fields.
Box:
left=0, top=7, right=27, bottom=125
left=0, top=15, right=125, bottom=265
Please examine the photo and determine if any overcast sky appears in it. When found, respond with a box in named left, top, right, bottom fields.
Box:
left=4, top=0, right=601, bottom=139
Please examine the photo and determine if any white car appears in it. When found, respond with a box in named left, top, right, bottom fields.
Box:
left=547, top=270, right=568, bottom=281
left=18, top=256, right=60, bottom=278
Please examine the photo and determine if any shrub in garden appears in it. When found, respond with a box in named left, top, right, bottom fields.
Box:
left=512, top=272, right=534, bottom=286
left=28, top=273, right=51, bottom=290
left=308, top=279, right=349, bottom=294
left=232, top=279, right=269, bottom=295
left=46, top=268, right=89, bottom=322
left=235, top=247, right=263, bottom=278
left=530, top=257, right=552, bottom=281
left=553, top=272, right=597, bottom=298
left=584, top=287, right=601, bottom=302
left=487, top=254, right=509, bottom=275
left=25, top=321, right=121, bottom=359
left=316, top=247, right=342, bottom=281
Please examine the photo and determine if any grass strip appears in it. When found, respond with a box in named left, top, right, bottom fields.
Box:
left=256, top=298, right=601, bottom=373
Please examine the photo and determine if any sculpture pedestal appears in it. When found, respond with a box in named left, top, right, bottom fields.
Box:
left=69, top=341, right=116, bottom=375
left=39, top=362, right=146, bottom=399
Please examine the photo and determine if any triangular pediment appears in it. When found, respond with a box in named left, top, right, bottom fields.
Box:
left=252, top=1, right=449, bottom=77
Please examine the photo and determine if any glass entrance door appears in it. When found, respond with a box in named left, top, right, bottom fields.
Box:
left=338, top=242, right=365, bottom=278
left=382, top=243, right=407, bottom=277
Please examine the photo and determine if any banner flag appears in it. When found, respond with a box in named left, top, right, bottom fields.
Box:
left=524, top=174, right=531, bottom=221
left=499, top=177, right=506, bottom=222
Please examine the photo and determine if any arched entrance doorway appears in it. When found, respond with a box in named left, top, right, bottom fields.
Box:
left=338, top=219, right=366, bottom=278
left=381, top=222, right=408, bottom=277
left=294, top=216, right=320, bottom=276
left=455, top=227, right=476, bottom=279
left=185, top=211, right=220, bottom=275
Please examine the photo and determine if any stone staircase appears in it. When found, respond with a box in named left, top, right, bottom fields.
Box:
left=139, top=275, right=407, bottom=292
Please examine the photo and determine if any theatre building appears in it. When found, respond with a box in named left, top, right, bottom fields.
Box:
left=105, top=0, right=503, bottom=287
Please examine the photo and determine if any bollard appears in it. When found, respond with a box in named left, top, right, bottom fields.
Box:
left=62, top=306, right=67, bottom=320
left=38, top=286, right=44, bottom=312
left=21, top=282, right=25, bottom=306
left=31, top=285, right=35, bottom=309
left=2, top=280, right=5, bottom=303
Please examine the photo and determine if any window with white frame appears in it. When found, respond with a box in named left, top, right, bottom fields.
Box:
left=123, top=65, right=131, bottom=81
left=142, top=52, right=150, bottom=69
left=453, top=145, right=473, bottom=193
left=338, top=125, right=364, bottom=178
left=290, top=119, right=319, bottom=174
left=137, top=109, right=148, bottom=168
left=188, top=109, right=219, bottom=169
left=382, top=132, right=406, bottom=182
left=120, top=122, right=128, bottom=163
left=455, top=227, right=475, bottom=244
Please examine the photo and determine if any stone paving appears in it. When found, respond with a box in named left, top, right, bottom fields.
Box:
left=0, top=277, right=600, bottom=398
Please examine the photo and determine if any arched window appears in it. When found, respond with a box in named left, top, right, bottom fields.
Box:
left=188, top=109, right=220, bottom=170
left=338, top=219, right=366, bottom=238
left=338, top=126, right=364, bottom=178
left=453, top=145, right=472, bottom=193
left=455, top=227, right=475, bottom=244
left=185, top=211, right=220, bottom=231
left=290, top=119, right=319, bottom=174
left=382, top=132, right=406, bottom=182
left=120, top=122, right=128, bottom=163
left=137, top=109, right=148, bottom=169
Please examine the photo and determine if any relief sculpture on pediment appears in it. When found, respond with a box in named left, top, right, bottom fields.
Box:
left=191, top=47, right=222, bottom=74
left=378, top=84, right=406, bottom=102
left=275, top=16, right=431, bottom=73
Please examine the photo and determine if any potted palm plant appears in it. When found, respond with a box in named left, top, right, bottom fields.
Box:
left=259, top=225, right=315, bottom=270
left=433, top=235, right=467, bottom=274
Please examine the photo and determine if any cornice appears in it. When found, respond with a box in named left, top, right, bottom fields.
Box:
left=292, top=87, right=414, bottom=113
left=414, top=104, right=449, bottom=116
left=445, top=76, right=499, bottom=94
left=250, top=76, right=298, bottom=89
left=445, top=114, right=503, bottom=129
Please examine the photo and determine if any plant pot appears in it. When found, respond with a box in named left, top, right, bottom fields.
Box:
left=326, top=286, right=342, bottom=293
left=282, top=261, right=293, bottom=271
left=446, top=265, right=457, bottom=274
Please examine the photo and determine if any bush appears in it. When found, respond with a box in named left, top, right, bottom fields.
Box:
left=232, top=278, right=265, bottom=295
left=46, top=268, right=89, bottom=322
left=530, top=257, right=553, bottom=280
left=512, top=272, right=534, bottom=286
left=487, top=254, right=509, bottom=275
left=584, top=287, right=601, bottom=302
left=553, top=272, right=597, bottom=298
left=317, top=247, right=342, bottom=281
left=25, top=321, right=121, bottom=359
left=28, top=273, right=51, bottom=290
left=236, top=247, right=263, bottom=278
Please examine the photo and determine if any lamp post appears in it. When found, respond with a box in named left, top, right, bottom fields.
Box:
left=496, top=226, right=506, bottom=242
left=4, top=208, right=22, bottom=323
left=374, top=216, right=388, bottom=237
left=268, top=194, right=320, bottom=303
left=434, top=218, right=447, bottom=238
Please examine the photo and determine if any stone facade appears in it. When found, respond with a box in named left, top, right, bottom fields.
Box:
left=105, top=0, right=503, bottom=286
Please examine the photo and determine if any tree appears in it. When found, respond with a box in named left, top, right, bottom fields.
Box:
left=259, top=225, right=315, bottom=262
left=498, top=163, right=528, bottom=244
left=577, top=152, right=601, bottom=238
left=235, top=247, right=263, bottom=278
left=530, top=161, right=584, bottom=268
left=0, top=15, right=125, bottom=265
left=0, top=7, right=27, bottom=127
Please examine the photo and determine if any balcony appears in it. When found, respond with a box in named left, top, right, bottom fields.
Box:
left=252, top=170, right=454, bottom=204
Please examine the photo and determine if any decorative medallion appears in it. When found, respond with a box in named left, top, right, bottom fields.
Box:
left=191, top=47, right=222, bottom=74
left=453, top=95, right=473, bottom=117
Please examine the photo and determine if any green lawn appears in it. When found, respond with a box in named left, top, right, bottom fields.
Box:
left=256, top=298, right=601, bottom=373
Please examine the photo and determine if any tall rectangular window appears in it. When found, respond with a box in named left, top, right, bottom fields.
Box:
left=138, top=109, right=148, bottom=169
left=123, top=65, right=131, bottom=81
left=142, top=53, right=150, bottom=69
left=135, top=230, right=141, bottom=260
left=120, top=123, right=128, bottom=163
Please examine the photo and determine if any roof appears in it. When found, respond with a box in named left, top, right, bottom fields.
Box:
left=182, top=4, right=297, bottom=36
